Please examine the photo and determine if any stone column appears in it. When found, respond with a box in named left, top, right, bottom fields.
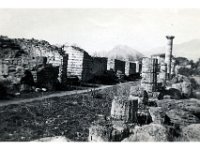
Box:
left=165, top=35, right=175, bottom=80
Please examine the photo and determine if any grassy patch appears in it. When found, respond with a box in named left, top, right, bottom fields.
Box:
left=0, top=82, right=135, bottom=141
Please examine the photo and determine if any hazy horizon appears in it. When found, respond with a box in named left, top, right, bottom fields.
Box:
left=0, top=9, right=200, bottom=60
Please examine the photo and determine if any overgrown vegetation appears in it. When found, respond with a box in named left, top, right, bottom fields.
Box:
left=0, top=82, right=135, bottom=141
left=176, top=57, right=200, bottom=76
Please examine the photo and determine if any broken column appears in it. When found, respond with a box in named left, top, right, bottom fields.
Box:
left=165, top=35, right=175, bottom=80
left=159, top=61, right=167, bottom=86
left=110, top=95, right=138, bottom=123
left=141, top=57, right=158, bottom=92
left=124, top=95, right=138, bottom=123
left=171, top=58, right=176, bottom=76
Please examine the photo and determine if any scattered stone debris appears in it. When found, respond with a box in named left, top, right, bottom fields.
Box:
left=122, top=124, right=168, bottom=142
left=149, top=107, right=165, bottom=124
left=165, top=109, right=200, bottom=126
left=181, top=124, right=200, bottom=141
left=170, top=75, right=192, bottom=98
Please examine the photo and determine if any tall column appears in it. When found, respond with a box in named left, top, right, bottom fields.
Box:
left=165, top=35, right=175, bottom=80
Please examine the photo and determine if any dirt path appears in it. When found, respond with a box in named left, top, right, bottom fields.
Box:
left=0, top=85, right=114, bottom=107
left=0, top=80, right=141, bottom=107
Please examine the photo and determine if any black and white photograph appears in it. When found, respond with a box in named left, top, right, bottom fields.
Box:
left=0, top=0, right=200, bottom=145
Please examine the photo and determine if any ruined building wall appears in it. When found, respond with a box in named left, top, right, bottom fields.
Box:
left=92, top=57, right=107, bottom=76
left=0, top=57, right=47, bottom=82
left=107, top=58, right=115, bottom=71
left=63, top=46, right=93, bottom=82
left=125, top=61, right=130, bottom=76
left=125, top=61, right=136, bottom=76
left=82, top=52, right=93, bottom=82
left=130, top=63, right=137, bottom=75
left=0, top=36, right=64, bottom=87
left=107, top=58, right=125, bottom=74
left=16, top=38, right=63, bottom=67
left=115, top=59, right=125, bottom=74
left=139, top=63, right=142, bottom=73
left=135, top=61, right=142, bottom=73
left=0, top=36, right=63, bottom=68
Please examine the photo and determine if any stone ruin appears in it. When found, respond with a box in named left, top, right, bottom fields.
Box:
left=88, top=35, right=196, bottom=142
left=0, top=36, right=66, bottom=95
left=141, top=36, right=193, bottom=99
left=0, top=56, right=63, bottom=93
left=88, top=93, right=142, bottom=142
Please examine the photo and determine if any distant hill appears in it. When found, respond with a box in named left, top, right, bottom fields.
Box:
left=149, top=39, right=200, bottom=61
left=93, top=45, right=144, bottom=61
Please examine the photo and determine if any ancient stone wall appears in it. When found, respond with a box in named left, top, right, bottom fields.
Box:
left=82, top=52, right=93, bottom=82
left=0, top=36, right=64, bottom=83
left=92, top=57, right=107, bottom=76
left=0, top=56, right=63, bottom=86
left=63, top=45, right=93, bottom=82
left=125, top=62, right=137, bottom=76
left=107, top=58, right=125, bottom=74
left=135, top=61, right=142, bottom=73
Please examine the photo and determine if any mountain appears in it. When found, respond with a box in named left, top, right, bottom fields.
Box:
left=149, top=39, right=200, bottom=62
left=93, top=45, right=144, bottom=61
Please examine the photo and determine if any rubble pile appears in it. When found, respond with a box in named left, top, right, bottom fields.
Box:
left=170, top=74, right=192, bottom=98
left=122, top=124, right=168, bottom=142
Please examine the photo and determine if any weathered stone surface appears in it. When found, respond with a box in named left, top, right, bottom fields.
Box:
left=137, top=108, right=152, bottom=125
left=171, top=75, right=192, bottom=98
left=165, top=109, right=200, bottom=126
left=110, top=96, right=126, bottom=120
left=149, top=107, right=165, bottom=124
left=181, top=124, right=200, bottom=141
left=192, top=90, right=200, bottom=99
left=107, top=58, right=125, bottom=74
left=122, top=124, right=168, bottom=142
left=88, top=124, right=112, bottom=142
left=110, top=95, right=138, bottom=123
left=111, top=121, right=129, bottom=141
left=177, top=99, right=200, bottom=117
left=157, top=98, right=200, bottom=117
left=63, top=45, right=93, bottom=82
left=33, top=136, right=71, bottom=142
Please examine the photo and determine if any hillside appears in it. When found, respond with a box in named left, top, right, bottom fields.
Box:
left=149, top=39, right=200, bottom=61
left=93, top=45, right=144, bottom=61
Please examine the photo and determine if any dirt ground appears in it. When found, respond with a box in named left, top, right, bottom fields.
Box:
left=0, top=81, right=139, bottom=141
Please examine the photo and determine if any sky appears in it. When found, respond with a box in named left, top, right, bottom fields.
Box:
left=0, top=9, right=200, bottom=57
